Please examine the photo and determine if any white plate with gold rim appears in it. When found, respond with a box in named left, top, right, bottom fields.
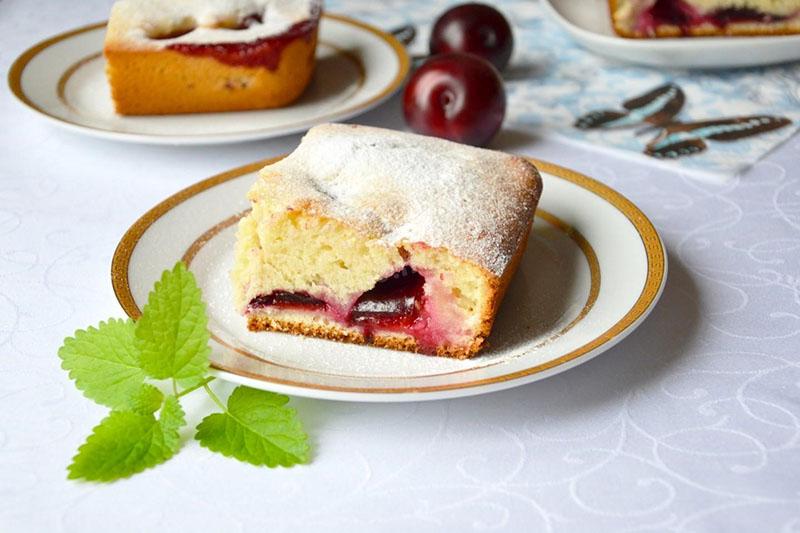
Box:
left=111, top=157, right=666, bottom=402
left=8, top=14, right=409, bottom=145
left=542, top=0, right=800, bottom=69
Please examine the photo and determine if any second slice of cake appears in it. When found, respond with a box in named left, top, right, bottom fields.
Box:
left=232, top=124, right=542, bottom=358
left=104, top=0, right=321, bottom=115
left=609, top=0, right=800, bottom=38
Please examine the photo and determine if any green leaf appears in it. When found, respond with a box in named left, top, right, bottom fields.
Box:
left=195, top=386, right=310, bottom=468
left=129, top=384, right=164, bottom=415
left=159, top=395, right=186, bottom=449
left=68, top=396, right=186, bottom=482
left=58, top=318, right=146, bottom=410
left=135, top=262, right=210, bottom=382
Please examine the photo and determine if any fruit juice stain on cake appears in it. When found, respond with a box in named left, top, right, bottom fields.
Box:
left=167, top=17, right=319, bottom=69
left=242, top=272, right=456, bottom=354
left=247, top=267, right=434, bottom=346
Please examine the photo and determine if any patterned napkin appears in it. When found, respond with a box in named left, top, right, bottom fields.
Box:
left=504, top=1, right=800, bottom=180
left=328, top=0, right=800, bottom=181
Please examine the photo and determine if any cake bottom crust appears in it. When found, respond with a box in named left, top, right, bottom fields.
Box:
left=247, top=314, right=486, bottom=360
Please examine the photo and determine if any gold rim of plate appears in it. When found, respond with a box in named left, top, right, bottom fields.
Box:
left=7, top=14, right=410, bottom=139
left=110, top=157, right=666, bottom=394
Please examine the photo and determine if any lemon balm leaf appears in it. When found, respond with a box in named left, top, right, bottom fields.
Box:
left=195, top=386, right=310, bottom=468
left=129, top=384, right=164, bottom=415
left=59, top=318, right=146, bottom=410
left=135, top=262, right=210, bottom=382
left=62, top=261, right=313, bottom=483
left=68, top=395, right=186, bottom=482
left=159, top=395, right=186, bottom=449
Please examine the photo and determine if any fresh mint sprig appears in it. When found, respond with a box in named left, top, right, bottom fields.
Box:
left=58, top=262, right=310, bottom=482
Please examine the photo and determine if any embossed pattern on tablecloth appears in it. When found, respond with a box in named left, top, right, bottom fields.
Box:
left=1, top=0, right=800, bottom=531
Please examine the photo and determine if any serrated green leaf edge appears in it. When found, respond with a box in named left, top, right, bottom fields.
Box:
left=135, top=262, right=210, bottom=382
left=195, top=386, right=310, bottom=468
left=68, top=395, right=186, bottom=482
left=58, top=318, right=147, bottom=410
left=129, top=384, right=164, bottom=415
left=160, top=395, right=186, bottom=446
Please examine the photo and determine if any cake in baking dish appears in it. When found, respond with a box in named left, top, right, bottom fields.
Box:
left=104, top=0, right=321, bottom=115
left=609, top=0, right=800, bottom=37
left=231, top=124, right=543, bottom=359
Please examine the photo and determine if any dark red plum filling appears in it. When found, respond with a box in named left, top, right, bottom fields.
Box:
left=646, top=0, right=696, bottom=26
left=640, top=0, right=790, bottom=33
left=166, top=15, right=318, bottom=69
left=249, top=290, right=327, bottom=310
left=350, top=266, right=425, bottom=328
left=710, top=8, right=787, bottom=24
left=248, top=266, right=427, bottom=329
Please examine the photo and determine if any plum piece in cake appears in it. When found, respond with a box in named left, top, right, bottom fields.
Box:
left=104, top=0, right=321, bottom=115
left=609, top=0, right=800, bottom=37
left=231, top=124, right=543, bottom=359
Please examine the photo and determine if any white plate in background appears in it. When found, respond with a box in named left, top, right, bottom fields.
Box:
left=8, top=14, right=409, bottom=144
left=111, top=157, right=667, bottom=402
left=542, top=0, right=800, bottom=69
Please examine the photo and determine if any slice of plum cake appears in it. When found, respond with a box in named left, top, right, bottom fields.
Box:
left=231, top=124, right=542, bottom=358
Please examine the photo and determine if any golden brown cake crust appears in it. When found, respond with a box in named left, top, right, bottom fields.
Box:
left=247, top=314, right=366, bottom=345
left=247, top=313, right=488, bottom=359
left=104, top=29, right=317, bottom=115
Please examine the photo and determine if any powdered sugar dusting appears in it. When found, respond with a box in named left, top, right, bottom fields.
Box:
left=108, top=0, right=317, bottom=47
left=251, top=124, right=542, bottom=277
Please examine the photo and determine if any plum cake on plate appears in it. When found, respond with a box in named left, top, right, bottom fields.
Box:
left=104, top=0, right=321, bottom=115
left=609, top=0, right=800, bottom=38
left=231, top=124, right=543, bottom=359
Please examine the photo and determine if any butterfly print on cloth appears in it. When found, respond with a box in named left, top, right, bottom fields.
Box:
left=574, top=83, right=791, bottom=159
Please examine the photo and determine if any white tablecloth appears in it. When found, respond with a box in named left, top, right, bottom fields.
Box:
left=3, top=1, right=800, bottom=531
